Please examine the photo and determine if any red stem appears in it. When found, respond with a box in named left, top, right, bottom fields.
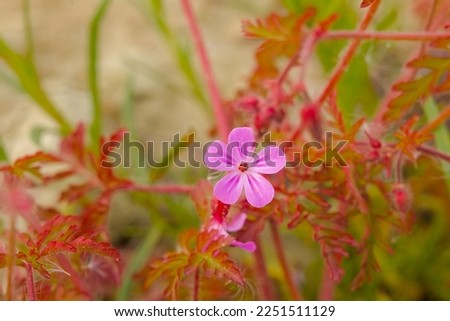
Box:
left=374, top=0, right=441, bottom=123
left=25, top=263, right=36, bottom=301
left=269, top=220, right=303, bottom=300
left=417, top=145, right=450, bottom=162
left=323, top=31, right=450, bottom=41
left=319, top=266, right=334, bottom=300
left=253, top=235, right=273, bottom=300
left=193, top=268, right=200, bottom=301
left=180, top=0, right=229, bottom=142
left=316, top=0, right=380, bottom=107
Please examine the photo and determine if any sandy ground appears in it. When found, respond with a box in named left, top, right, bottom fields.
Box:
left=0, top=0, right=280, bottom=160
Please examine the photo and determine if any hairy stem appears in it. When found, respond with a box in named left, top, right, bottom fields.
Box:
left=316, top=0, right=380, bottom=106
left=25, top=263, right=36, bottom=301
left=253, top=235, right=273, bottom=300
left=419, top=104, right=450, bottom=136
left=269, top=220, right=303, bottom=300
left=180, top=0, right=229, bottom=141
left=417, top=145, right=450, bottom=163
left=319, top=266, right=334, bottom=300
left=193, top=268, right=200, bottom=301
left=323, top=31, right=450, bottom=41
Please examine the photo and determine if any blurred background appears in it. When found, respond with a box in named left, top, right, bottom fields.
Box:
left=0, top=0, right=449, bottom=300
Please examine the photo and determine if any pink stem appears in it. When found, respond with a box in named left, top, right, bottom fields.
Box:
left=417, top=145, right=450, bottom=162
left=253, top=235, right=273, bottom=300
left=269, top=220, right=303, bottom=300
left=323, top=31, right=450, bottom=41
left=180, top=0, right=229, bottom=141
left=25, top=263, right=36, bottom=301
left=319, top=266, right=334, bottom=300
left=374, top=0, right=440, bottom=123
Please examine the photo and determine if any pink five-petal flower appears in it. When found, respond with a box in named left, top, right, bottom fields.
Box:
left=204, top=127, right=286, bottom=208
left=207, top=212, right=256, bottom=252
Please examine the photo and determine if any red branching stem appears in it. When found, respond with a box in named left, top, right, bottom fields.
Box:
left=277, top=29, right=319, bottom=87
left=319, top=266, right=334, bottom=300
left=6, top=215, right=16, bottom=301
left=375, top=0, right=441, bottom=123
left=343, top=166, right=368, bottom=214
left=269, top=220, right=303, bottom=300
left=193, top=268, right=200, bottom=301
left=419, top=104, right=450, bottom=136
left=323, top=31, right=450, bottom=41
left=253, top=235, right=273, bottom=300
left=297, top=30, right=320, bottom=88
left=180, top=0, right=229, bottom=141
left=417, top=145, right=450, bottom=163
left=126, top=183, right=193, bottom=195
left=315, top=0, right=380, bottom=107
left=25, top=263, right=36, bottom=301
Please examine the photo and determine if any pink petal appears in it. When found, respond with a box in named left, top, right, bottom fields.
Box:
left=231, top=240, right=256, bottom=252
left=243, top=172, right=274, bottom=208
left=207, top=219, right=228, bottom=237
left=250, top=146, right=286, bottom=174
left=204, top=140, right=235, bottom=171
left=213, top=172, right=244, bottom=205
left=226, top=213, right=247, bottom=232
left=227, top=127, right=257, bottom=164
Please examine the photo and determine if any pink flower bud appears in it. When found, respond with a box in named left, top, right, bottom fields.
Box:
left=391, top=183, right=411, bottom=214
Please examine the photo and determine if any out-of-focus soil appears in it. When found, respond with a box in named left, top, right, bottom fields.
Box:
left=0, top=0, right=277, bottom=159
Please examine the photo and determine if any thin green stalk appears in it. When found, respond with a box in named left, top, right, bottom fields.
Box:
left=116, top=223, right=163, bottom=300
left=0, top=140, right=9, bottom=162
left=148, top=0, right=209, bottom=111
left=0, top=39, right=71, bottom=134
left=89, top=0, right=111, bottom=148
left=423, top=98, right=450, bottom=193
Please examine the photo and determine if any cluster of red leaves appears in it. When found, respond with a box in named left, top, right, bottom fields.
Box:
left=225, top=4, right=446, bottom=291
left=0, top=124, right=129, bottom=299
left=383, top=39, right=450, bottom=122
left=141, top=2, right=449, bottom=298
left=140, top=228, right=244, bottom=300
left=140, top=182, right=246, bottom=300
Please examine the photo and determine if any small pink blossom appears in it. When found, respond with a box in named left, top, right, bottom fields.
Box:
left=207, top=212, right=256, bottom=252
left=204, top=127, right=286, bottom=207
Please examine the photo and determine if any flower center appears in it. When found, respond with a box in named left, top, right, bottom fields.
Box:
left=238, top=162, right=249, bottom=172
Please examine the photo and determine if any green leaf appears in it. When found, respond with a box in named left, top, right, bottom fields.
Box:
left=0, top=39, right=71, bottom=134
left=0, top=140, right=9, bottom=163
left=423, top=97, right=450, bottom=193
left=88, top=0, right=111, bottom=149
left=116, top=223, right=163, bottom=300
